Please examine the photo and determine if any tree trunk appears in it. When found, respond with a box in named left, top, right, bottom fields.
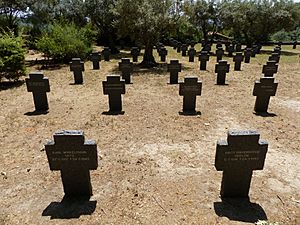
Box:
left=140, top=45, right=157, bottom=68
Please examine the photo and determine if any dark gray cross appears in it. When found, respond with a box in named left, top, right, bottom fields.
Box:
left=202, top=43, right=211, bottom=52
left=253, top=77, right=278, bottom=113
left=167, top=60, right=182, bottom=84
left=236, top=43, right=242, bottom=52
left=293, top=41, right=297, bottom=49
left=102, top=75, right=126, bottom=112
left=201, top=39, right=206, bottom=47
left=119, top=58, right=133, bottom=84
left=198, top=51, right=209, bottom=70
left=179, top=76, right=202, bottom=113
left=156, top=42, right=163, bottom=53
left=185, top=39, right=191, bottom=45
left=216, top=47, right=224, bottom=62
left=215, top=60, right=230, bottom=85
left=177, top=42, right=182, bottom=53
left=274, top=46, right=281, bottom=55
left=102, top=47, right=111, bottom=61
left=159, top=47, right=168, bottom=62
left=225, top=42, right=230, bottom=52
left=251, top=45, right=257, bottom=57
left=70, top=58, right=85, bottom=84
left=256, top=44, right=262, bottom=54
left=268, top=53, right=280, bottom=63
left=26, top=72, right=50, bottom=111
left=233, top=52, right=244, bottom=71
left=227, top=45, right=234, bottom=57
left=131, top=47, right=140, bottom=62
left=262, top=61, right=278, bottom=77
left=188, top=47, right=196, bottom=62
left=45, top=130, right=98, bottom=196
left=215, top=130, right=268, bottom=198
left=216, top=40, right=222, bottom=48
left=181, top=44, right=188, bottom=56
left=173, top=40, right=178, bottom=50
left=244, top=48, right=252, bottom=63
left=90, top=52, right=101, bottom=70
left=190, top=40, right=196, bottom=47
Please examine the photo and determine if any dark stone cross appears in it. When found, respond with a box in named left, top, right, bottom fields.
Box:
left=181, top=44, right=188, bottom=56
left=131, top=47, right=140, bottom=62
left=225, top=42, right=230, bottom=52
left=262, top=61, right=278, bottom=77
left=190, top=40, right=196, bottom=47
left=159, top=47, right=168, bottom=62
left=119, top=58, right=133, bottom=84
left=45, top=130, right=98, bottom=196
left=70, top=58, right=85, bottom=84
left=90, top=52, right=101, bottom=70
left=26, top=72, right=50, bottom=111
left=273, top=47, right=281, bottom=55
left=216, top=47, right=224, bottom=62
left=236, top=43, right=242, bottom=52
left=198, top=51, right=209, bottom=70
left=202, top=43, right=211, bottom=52
left=188, top=47, right=196, bottom=62
left=102, top=47, right=111, bottom=61
left=173, top=40, right=178, bottom=50
left=102, top=75, right=126, bottom=112
left=215, top=60, right=230, bottom=85
left=216, top=40, right=222, bottom=48
left=179, top=76, right=202, bottom=113
left=244, top=48, right=252, bottom=63
left=268, top=53, right=280, bottom=63
left=227, top=45, right=234, bottom=57
left=293, top=41, right=297, bottom=49
left=177, top=42, right=182, bottom=53
left=215, top=130, right=268, bottom=198
left=233, top=52, right=244, bottom=71
left=253, top=77, right=278, bottom=113
left=167, top=60, right=182, bottom=84
left=251, top=45, right=257, bottom=57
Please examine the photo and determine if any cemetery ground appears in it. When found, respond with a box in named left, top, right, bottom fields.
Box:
left=0, top=45, right=299, bottom=225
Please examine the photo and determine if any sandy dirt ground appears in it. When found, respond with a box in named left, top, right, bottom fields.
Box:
left=0, top=45, right=299, bottom=225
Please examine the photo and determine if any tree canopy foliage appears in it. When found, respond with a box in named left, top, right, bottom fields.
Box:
left=0, top=0, right=299, bottom=66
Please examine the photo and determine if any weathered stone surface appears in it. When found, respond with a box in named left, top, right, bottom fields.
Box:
left=70, top=58, right=85, bottom=84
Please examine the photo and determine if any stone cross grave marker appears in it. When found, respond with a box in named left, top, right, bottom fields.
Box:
left=273, top=46, right=281, bottom=55
left=293, top=41, right=297, bottom=49
left=26, top=72, right=50, bottom=111
left=188, top=47, right=196, bottom=62
left=102, top=47, right=111, bottom=61
left=119, top=58, right=133, bottom=84
left=233, top=52, right=244, bottom=71
left=179, top=76, right=202, bottom=113
left=268, top=53, right=280, bottom=63
left=216, top=47, right=224, bottom=62
left=102, top=75, right=126, bottom=112
left=131, top=47, right=140, bottom=62
left=45, top=130, right=98, bottom=196
left=167, top=60, right=182, bottom=84
left=199, top=51, right=209, bottom=70
left=215, top=60, right=230, bottom=85
left=172, top=40, right=178, bottom=50
left=244, top=48, right=252, bottom=63
left=159, top=47, right=168, bottom=62
left=70, top=58, right=85, bottom=84
left=215, top=130, right=268, bottom=198
left=236, top=43, right=242, bottom=52
left=216, top=40, right=222, bottom=48
left=190, top=40, right=196, bottom=47
left=225, top=42, right=230, bottom=52
left=90, top=52, right=101, bottom=70
left=253, top=77, right=278, bottom=113
left=262, top=61, right=278, bottom=77
left=251, top=45, right=257, bottom=57
left=227, top=45, right=234, bottom=57
left=181, top=44, right=188, bottom=56
left=177, top=42, right=182, bottom=53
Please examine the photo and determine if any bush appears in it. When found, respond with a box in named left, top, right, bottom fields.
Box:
left=272, top=28, right=300, bottom=42
left=36, top=23, right=95, bottom=62
left=0, top=32, right=26, bottom=81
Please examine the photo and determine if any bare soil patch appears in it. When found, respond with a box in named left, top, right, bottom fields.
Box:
left=0, top=46, right=299, bottom=225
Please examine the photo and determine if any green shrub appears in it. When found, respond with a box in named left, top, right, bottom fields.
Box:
left=272, top=28, right=300, bottom=42
left=0, top=32, right=26, bottom=81
left=36, top=23, right=95, bottom=62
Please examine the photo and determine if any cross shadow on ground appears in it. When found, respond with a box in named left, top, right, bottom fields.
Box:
left=24, top=110, right=49, bottom=116
left=42, top=196, right=97, bottom=219
left=253, top=112, right=277, bottom=117
left=0, top=80, right=24, bottom=91
left=214, top=198, right=267, bottom=223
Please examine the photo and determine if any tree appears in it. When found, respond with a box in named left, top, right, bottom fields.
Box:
left=0, top=0, right=36, bottom=34
left=85, top=0, right=119, bottom=53
left=219, top=0, right=300, bottom=44
left=114, top=0, right=172, bottom=67
left=187, top=0, right=220, bottom=42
